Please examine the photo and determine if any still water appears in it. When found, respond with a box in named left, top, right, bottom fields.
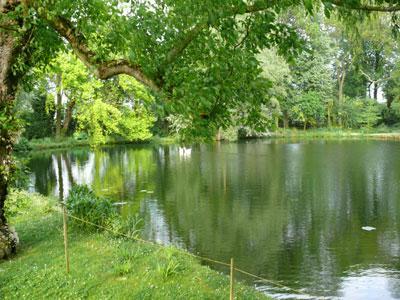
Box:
left=26, top=139, right=400, bottom=299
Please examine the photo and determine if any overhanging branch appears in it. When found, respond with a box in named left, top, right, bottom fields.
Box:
left=158, top=23, right=207, bottom=76
left=46, top=16, right=160, bottom=92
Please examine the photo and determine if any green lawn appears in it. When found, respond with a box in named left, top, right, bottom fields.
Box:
left=0, top=193, right=268, bottom=299
left=18, top=136, right=179, bottom=152
left=268, top=127, right=400, bottom=139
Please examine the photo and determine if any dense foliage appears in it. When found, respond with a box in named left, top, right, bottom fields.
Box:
left=3, top=0, right=400, bottom=259
left=9, top=2, right=400, bottom=145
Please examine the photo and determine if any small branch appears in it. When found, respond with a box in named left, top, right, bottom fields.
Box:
left=234, top=23, right=250, bottom=50
left=360, top=69, right=374, bottom=83
left=360, top=68, right=391, bottom=84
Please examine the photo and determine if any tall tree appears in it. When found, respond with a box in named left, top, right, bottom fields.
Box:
left=1, top=0, right=400, bottom=258
left=354, top=15, right=397, bottom=101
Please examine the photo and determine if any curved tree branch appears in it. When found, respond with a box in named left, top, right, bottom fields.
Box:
left=46, top=16, right=161, bottom=92
left=32, top=0, right=400, bottom=94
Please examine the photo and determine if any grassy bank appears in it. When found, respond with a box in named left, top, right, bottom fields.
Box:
left=267, top=127, right=400, bottom=140
left=17, top=136, right=179, bottom=152
left=0, top=192, right=267, bottom=299
left=17, top=127, right=400, bottom=153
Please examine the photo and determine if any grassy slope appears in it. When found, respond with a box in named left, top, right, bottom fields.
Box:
left=268, top=128, right=400, bottom=140
left=26, top=136, right=178, bottom=151
left=18, top=127, right=400, bottom=153
left=0, top=194, right=268, bottom=300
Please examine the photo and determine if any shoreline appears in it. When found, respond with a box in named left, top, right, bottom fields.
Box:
left=16, top=130, right=400, bottom=154
left=0, top=191, right=268, bottom=299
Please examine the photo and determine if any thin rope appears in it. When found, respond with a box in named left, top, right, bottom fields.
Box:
left=53, top=206, right=322, bottom=298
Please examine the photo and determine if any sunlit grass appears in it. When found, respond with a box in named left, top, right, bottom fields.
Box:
left=269, top=127, right=400, bottom=140
left=0, top=192, right=267, bottom=299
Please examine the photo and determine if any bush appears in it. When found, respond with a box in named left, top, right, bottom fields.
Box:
left=381, top=101, right=400, bottom=126
left=66, top=185, right=142, bottom=238
left=290, top=92, right=326, bottom=129
left=66, top=185, right=117, bottom=228
left=340, top=98, right=381, bottom=129
left=5, top=190, right=54, bottom=219
left=14, top=137, right=32, bottom=152
left=4, top=189, right=31, bottom=219
left=73, top=131, right=88, bottom=141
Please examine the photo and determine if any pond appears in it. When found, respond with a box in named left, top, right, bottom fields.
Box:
left=25, top=139, right=400, bottom=299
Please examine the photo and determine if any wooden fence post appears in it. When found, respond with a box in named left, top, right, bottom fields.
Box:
left=230, top=257, right=234, bottom=300
left=62, top=203, right=70, bottom=273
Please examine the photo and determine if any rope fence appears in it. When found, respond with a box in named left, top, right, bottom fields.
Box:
left=54, top=204, right=324, bottom=300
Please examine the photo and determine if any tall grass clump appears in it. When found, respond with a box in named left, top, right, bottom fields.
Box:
left=66, top=185, right=141, bottom=238
left=66, top=185, right=117, bottom=229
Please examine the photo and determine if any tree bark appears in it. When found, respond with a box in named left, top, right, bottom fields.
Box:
left=283, top=111, right=289, bottom=130
left=373, top=50, right=380, bottom=101
left=327, top=102, right=332, bottom=128
left=0, top=25, right=21, bottom=259
left=61, top=99, right=75, bottom=136
left=373, top=82, right=378, bottom=100
left=337, top=64, right=346, bottom=127
left=387, top=95, right=394, bottom=109
left=55, top=73, right=62, bottom=138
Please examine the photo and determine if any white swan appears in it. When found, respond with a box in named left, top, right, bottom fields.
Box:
left=178, top=147, right=192, bottom=158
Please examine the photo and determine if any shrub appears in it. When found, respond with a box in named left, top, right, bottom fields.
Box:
left=381, top=101, right=400, bottom=126
left=340, top=98, right=381, bottom=129
left=14, top=137, right=32, bottom=152
left=4, top=189, right=31, bottom=219
left=5, top=190, right=53, bottom=219
left=66, top=185, right=117, bottom=228
left=290, top=92, right=326, bottom=129
left=66, top=185, right=143, bottom=238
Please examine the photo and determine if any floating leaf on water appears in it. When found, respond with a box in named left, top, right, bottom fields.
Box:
left=362, top=226, right=376, bottom=231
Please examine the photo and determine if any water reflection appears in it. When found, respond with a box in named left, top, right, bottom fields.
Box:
left=26, top=140, right=400, bottom=299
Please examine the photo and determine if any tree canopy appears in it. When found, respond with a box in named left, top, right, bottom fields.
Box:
left=2, top=0, right=400, bottom=258
left=3, top=0, right=400, bottom=134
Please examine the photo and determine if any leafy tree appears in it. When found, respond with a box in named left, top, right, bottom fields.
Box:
left=1, top=0, right=400, bottom=258
left=384, top=59, right=400, bottom=109
left=21, top=94, right=55, bottom=139
left=341, top=97, right=381, bottom=129
left=381, top=100, right=400, bottom=125
left=50, top=52, right=89, bottom=137
left=258, top=48, right=292, bottom=129
left=358, top=99, right=382, bottom=128
left=291, top=91, right=326, bottom=129
left=354, top=15, right=397, bottom=101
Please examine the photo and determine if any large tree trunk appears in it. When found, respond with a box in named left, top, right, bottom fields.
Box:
left=373, top=82, right=378, bottom=100
left=387, top=95, right=394, bottom=109
left=55, top=73, right=62, bottom=138
left=283, top=111, right=289, bottom=130
left=327, top=102, right=332, bottom=128
left=0, top=26, right=21, bottom=259
left=337, top=68, right=346, bottom=128
left=61, top=99, right=76, bottom=136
